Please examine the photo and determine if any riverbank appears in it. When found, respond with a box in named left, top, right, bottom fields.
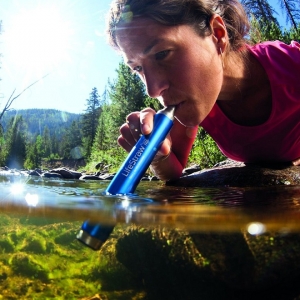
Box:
left=41, top=158, right=86, bottom=171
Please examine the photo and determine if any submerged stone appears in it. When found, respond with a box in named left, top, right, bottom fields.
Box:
left=9, top=252, right=49, bottom=282
left=108, top=224, right=300, bottom=299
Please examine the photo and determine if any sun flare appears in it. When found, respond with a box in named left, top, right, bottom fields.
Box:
left=4, top=4, right=74, bottom=76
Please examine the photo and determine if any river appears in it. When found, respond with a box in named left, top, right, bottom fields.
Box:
left=1, top=173, right=300, bottom=299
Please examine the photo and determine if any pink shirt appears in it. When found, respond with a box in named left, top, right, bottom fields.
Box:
left=201, top=40, right=300, bottom=163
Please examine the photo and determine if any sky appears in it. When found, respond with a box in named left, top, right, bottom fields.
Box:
left=0, top=0, right=121, bottom=114
left=0, top=0, right=288, bottom=115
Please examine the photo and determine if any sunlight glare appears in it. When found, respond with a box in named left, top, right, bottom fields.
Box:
left=25, top=193, right=39, bottom=207
left=10, top=183, right=25, bottom=195
left=4, top=4, right=74, bottom=75
left=247, top=222, right=266, bottom=235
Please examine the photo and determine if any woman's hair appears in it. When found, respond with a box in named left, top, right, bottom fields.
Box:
left=106, top=0, right=250, bottom=52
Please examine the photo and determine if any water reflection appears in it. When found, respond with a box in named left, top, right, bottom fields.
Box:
left=247, top=222, right=266, bottom=235
left=24, top=193, right=39, bottom=207
left=0, top=174, right=300, bottom=233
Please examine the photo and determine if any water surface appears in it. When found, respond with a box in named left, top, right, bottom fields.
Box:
left=1, top=173, right=300, bottom=233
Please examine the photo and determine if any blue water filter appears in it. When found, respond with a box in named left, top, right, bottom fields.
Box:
left=105, top=106, right=175, bottom=195
left=77, top=106, right=175, bottom=250
left=76, top=222, right=114, bottom=250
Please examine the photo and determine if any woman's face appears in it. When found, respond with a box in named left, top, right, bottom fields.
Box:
left=116, top=17, right=223, bottom=126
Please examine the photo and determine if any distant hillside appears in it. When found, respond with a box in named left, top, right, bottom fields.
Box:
left=1, top=108, right=81, bottom=138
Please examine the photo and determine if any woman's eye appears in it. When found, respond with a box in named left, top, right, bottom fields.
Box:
left=155, top=50, right=170, bottom=60
left=133, top=65, right=142, bottom=72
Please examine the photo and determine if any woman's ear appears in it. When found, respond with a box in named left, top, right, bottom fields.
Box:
left=210, top=14, right=227, bottom=51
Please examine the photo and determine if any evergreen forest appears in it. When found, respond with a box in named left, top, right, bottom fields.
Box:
left=0, top=0, right=299, bottom=172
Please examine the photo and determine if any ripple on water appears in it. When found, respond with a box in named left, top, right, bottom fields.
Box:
left=0, top=175, right=300, bottom=232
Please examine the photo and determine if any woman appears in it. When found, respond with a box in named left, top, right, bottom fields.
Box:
left=106, top=0, right=300, bottom=181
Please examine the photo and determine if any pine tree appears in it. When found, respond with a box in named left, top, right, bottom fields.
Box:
left=4, top=116, right=27, bottom=169
left=104, top=61, right=150, bottom=146
left=278, top=0, right=300, bottom=30
left=109, top=62, right=147, bottom=125
left=24, top=135, right=43, bottom=169
left=42, top=126, right=52, bottom=158
left=90, top=62, right=155, bottom=167
left=245, top=0, right=300, bottom=43
left=93, top=89, right=110, bottom=151
left=81, top=87, right=101, bottom=159
left=60, top=120, right=82, bottom=159
left=242, top=0, right=279, bottom=26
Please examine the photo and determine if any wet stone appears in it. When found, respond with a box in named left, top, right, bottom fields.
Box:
left=170, top=160, right=300, bottom=187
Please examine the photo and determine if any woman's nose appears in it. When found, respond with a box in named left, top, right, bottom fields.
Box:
left=143, top=67, right=168, bottom=98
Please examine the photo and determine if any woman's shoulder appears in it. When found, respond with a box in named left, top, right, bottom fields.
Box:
left=248, top=40, right=300, bottom=62
left=246, top=41, right=300, bottom=79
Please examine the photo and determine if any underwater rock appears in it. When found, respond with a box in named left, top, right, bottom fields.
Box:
left=81, top=294, right=103, bottom=300
left=170, top=160, right=300, bottom=187
left=114, top=225, right=225, bottom=298
left=0, top=238, right=15, bottom=253
left=54, top=228, right=78, bottom=246
left=0, top=263, right=9, bottom=282
left=242, top=231, right=300, bottom=288
left=112, top=225, right=300, bottom=299
left=22, top=235, right=47, bottom=254
left=9, top=252, right=49, bottom=282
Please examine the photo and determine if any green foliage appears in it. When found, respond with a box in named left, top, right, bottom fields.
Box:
left=60, top=120, right=82, bottom=159
left=1, top=109, right=80, bottom=140
left=88, top=147, right=127, bottom=173
left=81, top=87, right=102, bottom=159
left=189, top=128, right=226, bottom=169
left=249, top=18, right=300, bottom=43
left=93, top=102, right=112, bottom=151
left=47, top=152, right=61, bottom=160
left=42, top=126, right=52, bottom=157
left=0, top=109, right=82, bottom=168
left=24, top=135, right=44, bottom=169
left=109, top=62, right=147, bottom=123
left=2, top=116, right=27, bottom=169
left=144, top=94, right=163, bottom=111
left=90, top=62, right=153, bottom=169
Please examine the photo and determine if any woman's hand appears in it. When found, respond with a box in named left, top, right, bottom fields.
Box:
left=117, top=107, right=198, bottom=181
left=118, top=107, right=171, bottom=160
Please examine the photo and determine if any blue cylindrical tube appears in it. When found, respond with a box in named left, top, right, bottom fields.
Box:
left=77, top=106, right=175, bottom=250
left=105, top=106, right=175, bottom=195
left=76, top=221, right=114, bottom=250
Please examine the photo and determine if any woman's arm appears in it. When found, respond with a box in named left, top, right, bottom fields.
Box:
left=150, top=119, right=198, bottom=180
